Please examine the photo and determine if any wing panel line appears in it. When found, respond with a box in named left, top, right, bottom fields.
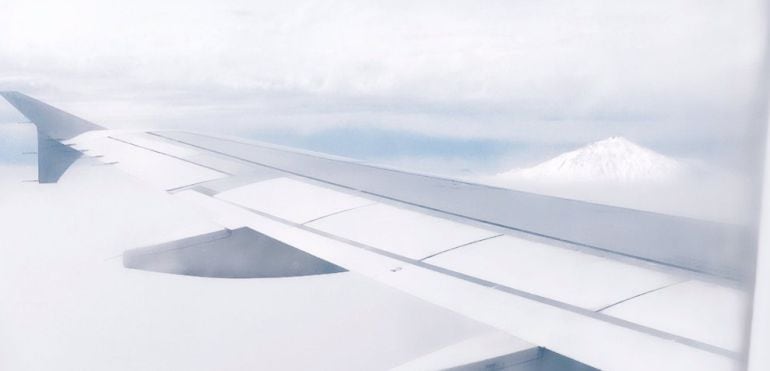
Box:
left=300, top=203, right=378, bottom=225
left=149, top=131, right=724, bottom=278
left=107, top=136, right=232, bottom=176
left=419, top=234, right=505, bottom=261
left=193, top=189, right=738, bottom=359
left=594, top=281, right=688, bottom=313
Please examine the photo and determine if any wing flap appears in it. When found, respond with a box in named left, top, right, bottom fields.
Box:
left=305, top=202, right=500, bottom=260
left=216, top=177, right=375, bottom=224
left=171, top=188, right=742, bottom=371
left=424, top=235, right=683, bottom=311
left=601, top=280, right=749, bottom=352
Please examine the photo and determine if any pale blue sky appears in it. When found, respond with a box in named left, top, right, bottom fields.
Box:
left=0, top=0, right=767, bottom=175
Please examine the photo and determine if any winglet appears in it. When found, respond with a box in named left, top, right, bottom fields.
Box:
left=0, top=91, right=104, bottom=140
left=1, top=92, right=105, bottom=183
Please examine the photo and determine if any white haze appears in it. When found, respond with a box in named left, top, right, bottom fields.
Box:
left=0, top=0, right=766, bottom=226
left=0, top=163, right=501, bottom=371
left=0, top=0, right=766, bottom=172
left=0, top=2, right=767, bottom=369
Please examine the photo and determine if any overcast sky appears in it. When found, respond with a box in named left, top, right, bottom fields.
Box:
left=0, top=0, right=767, bottom=174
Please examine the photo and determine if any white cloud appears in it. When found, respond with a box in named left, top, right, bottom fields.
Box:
left=0, top=0, right=766, bottom=168
left=0, top=163, right=490, bottom=370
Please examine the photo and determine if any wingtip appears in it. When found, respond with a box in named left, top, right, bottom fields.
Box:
left=0, top=91, right=20, bottom=99
left=0, top=91, right=105, bottom=138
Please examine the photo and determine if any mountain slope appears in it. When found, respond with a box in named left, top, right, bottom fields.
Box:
left=484, top=137, right=753, bottom=224
left=497, top=136, right=686, bottom=183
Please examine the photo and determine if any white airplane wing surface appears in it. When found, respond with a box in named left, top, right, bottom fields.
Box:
left=1, top=91, right=752, bottom=371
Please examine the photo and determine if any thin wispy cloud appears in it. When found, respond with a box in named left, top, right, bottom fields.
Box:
left=0, top=0, right=766, bottom=171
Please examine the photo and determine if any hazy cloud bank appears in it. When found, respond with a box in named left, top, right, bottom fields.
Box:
left=0, top=0, right=766, bottom=172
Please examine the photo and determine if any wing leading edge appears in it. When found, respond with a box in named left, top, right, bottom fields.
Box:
left=0, top=92, right=753, bottom=371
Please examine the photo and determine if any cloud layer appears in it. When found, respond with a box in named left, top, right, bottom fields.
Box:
left=0, top=0, right=767, bottom=171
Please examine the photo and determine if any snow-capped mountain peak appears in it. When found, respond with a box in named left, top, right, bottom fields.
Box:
left=498, top=136, right=684, bottom=183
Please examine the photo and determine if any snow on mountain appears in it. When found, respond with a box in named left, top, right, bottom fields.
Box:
left=483, top=137, right=753, bottom=223
left=497, top=136, right=687, bottom=183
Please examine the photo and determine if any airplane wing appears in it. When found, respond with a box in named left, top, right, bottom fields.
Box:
left=0, top=91, right=752, bottom=371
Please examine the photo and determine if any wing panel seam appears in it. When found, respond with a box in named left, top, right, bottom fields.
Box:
left=594, top=280, right=689, bottom=313
left=107, top=135, right=232, bottom=176
left=193, top=189, right=739, bottom=359
left=300, top=203, right=378, bottom=225
left=420, top=234, right=505, bottom=261
left=149, top=131, right=719, bottom=278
